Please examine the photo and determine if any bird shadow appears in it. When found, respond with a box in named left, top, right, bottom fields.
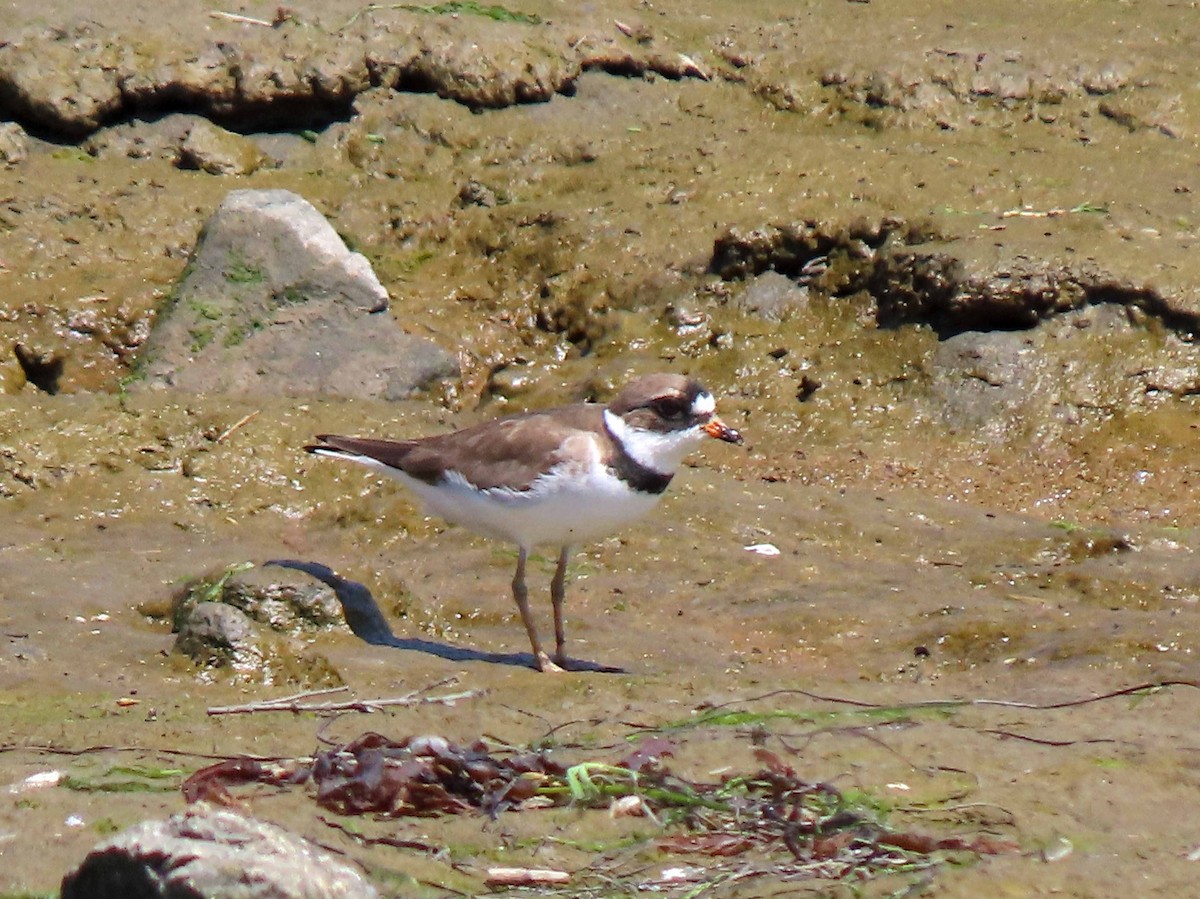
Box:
left=265, top=559, right=624, bottom=674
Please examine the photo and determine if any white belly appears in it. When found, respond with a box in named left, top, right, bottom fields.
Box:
left=392, top=464, right=664, bottom=549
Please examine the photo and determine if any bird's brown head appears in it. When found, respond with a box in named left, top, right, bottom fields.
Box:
left=607, top=373, right=744, bottom=447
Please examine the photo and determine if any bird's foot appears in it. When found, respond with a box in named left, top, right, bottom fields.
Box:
left=536, top=652, right=566, bottom=673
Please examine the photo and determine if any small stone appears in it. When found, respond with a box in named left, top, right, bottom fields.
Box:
left=177, top=120, right=267, bottom=176
left=457, top=180, right=497, bottom=208
left=173, top=602, right=264, bottom=672
left=734, top=271, right=809, bottom=322
left=0, top=122, right=29, bottom=165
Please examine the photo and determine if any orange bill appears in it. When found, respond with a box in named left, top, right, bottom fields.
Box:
left=703, top=417, right=744, bottom=445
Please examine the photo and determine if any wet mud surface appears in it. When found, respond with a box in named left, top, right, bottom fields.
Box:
left=5, top=1, right=1200, bottom=896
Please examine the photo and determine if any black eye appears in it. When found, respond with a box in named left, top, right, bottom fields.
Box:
left=651, top=396, right=688, bottom=419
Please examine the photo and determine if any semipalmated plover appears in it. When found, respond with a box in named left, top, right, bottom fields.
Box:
left=305, top=373, right=742, bottom=672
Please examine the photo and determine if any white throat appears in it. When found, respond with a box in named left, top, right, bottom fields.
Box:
left=603, top=408, right=704, bottom=475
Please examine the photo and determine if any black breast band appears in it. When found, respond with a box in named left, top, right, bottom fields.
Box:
left=609, top=453, right=673, bottom=494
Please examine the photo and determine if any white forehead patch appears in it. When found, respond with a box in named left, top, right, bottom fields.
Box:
left=691, top=392, right=715, bottom=418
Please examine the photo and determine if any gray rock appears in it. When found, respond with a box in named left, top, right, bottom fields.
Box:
left=171, top=597, right=342, bottom=687
left=175, top=564, right=345, bottom=636
left=457, top=179, right=498, bottom=208
left=929, top=330, right=1039, bottom=437
left=173, top=601, right=265, bottom=674
left=61, top=805, right=379, bottom=899
left=926, top=304, right=1188, bottom=439
left=0, top=122, right=28, bottom=165
left=167, top=562, right=347, bottom=686
left=935, top=329, right=1033, bottom=388
left=177, top=120, right=267, bottom=175
left=734, top=270, right=810, bottom=321
left=137, top=189, right=458, bottom=399
left=84, top=113, right=193, bottom=161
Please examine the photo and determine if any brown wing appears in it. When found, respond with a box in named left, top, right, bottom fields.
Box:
left=306, top=434, right=427, bottom=474
left=309, top=404, right=607, bottom=491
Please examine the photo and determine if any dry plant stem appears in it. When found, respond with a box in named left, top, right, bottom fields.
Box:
left=334, top=3, right=387, bottom=33
left=215, top=410, right=260, bottom=443
left=207, top=679, right=482, bottom=715
left=318, top=816, right=443, bottom=854
left=486, top=867, right=572, bottom=886
left=209, top=10, right=274, bottom=26
left=698, top=679, right=1200, bottom=715
left=1, top=743, right=290, bottom=762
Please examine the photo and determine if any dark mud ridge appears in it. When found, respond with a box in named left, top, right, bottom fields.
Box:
left=0, top=11, right=1171, bottom=140
left=0, top=18, right=708, bottom=138
left=711, top=219, right=1200, bottom=338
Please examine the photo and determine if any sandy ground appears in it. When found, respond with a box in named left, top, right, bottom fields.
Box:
left=5, top=1, right=1200, bottom=896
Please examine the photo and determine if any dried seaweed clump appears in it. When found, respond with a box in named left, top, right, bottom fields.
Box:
left=182, top=732, right=1017, bottom=886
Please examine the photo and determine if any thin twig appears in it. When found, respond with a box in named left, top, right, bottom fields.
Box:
left=207, top=687, right=482, bottom=716
left=209, top=10, right=275, bottom=26
left=334, top=2, right=384, bottom=33
left=0, top=743, right=291, bottom=762
left=254, top=685, right=351, bottom=704
left=999, top=206, right=1064, bottom=219
left=309, top=675, right=475, bottom=743
left=215, top=410, right=259, bottom=443
left=895, top=801, right=1016, bottom=825
left=319, top=816, right=444, bottom=853
left=978, top=728, right=1121, bottom=747
left=692, top=679, right=1200, bottom=717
